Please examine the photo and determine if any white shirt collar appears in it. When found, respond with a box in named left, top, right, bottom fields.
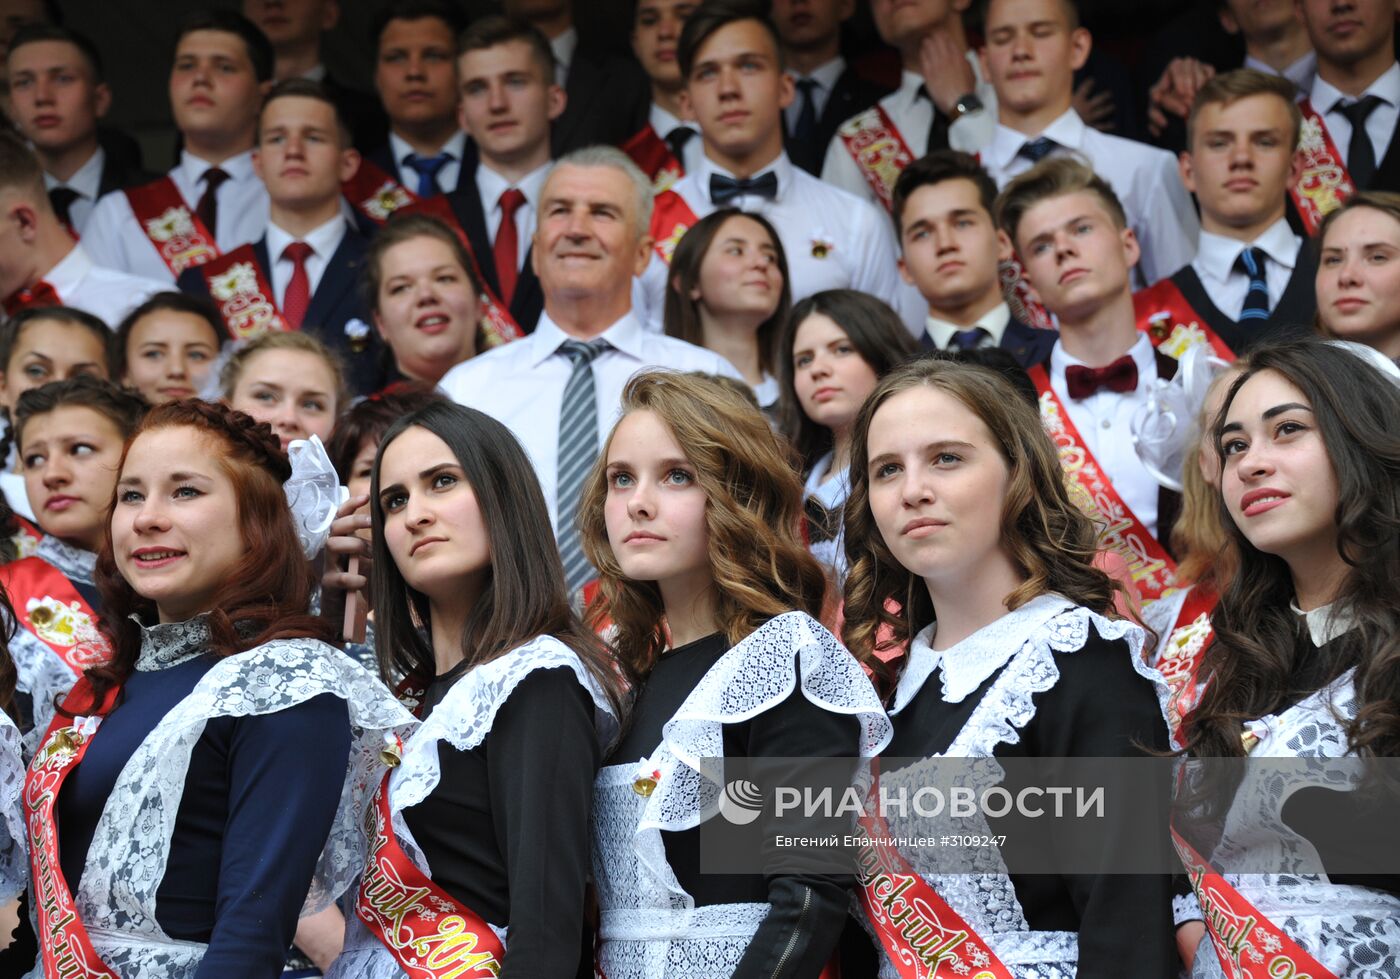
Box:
left=696, top=151, right=794, bottom=204
left=988, top=107, right=1084, bottom=169
left=791, top=55, right=845, bottom=91
left=178, top=148, right=255, bottom=187
left=476, top=160, right=552, bottom=211
left=891, top=593, right=1075, bottom=713
left=301, top=63, right=328, bottom=82
left=1195, top=217, right=1300, bottom=286
left=925, top=301, right=1011, bottom=350
left=1289, top=599, right=1357, bottom=647
left=1244, top=50, right=1317, bottom=95
left=42, top=243, right=92, bottom=295
left=1050, top=329, right=1154, bottom=382
left=527, top=309, right=647, bottom=368
left=649, top=102, right=691, bottom=140
left=551, top=27, right=578, bottom=74
left=265, top=213, right=346, bottom=266
left=43, top=146, right=105, bottom=201
left=1311, top=60, right=1400, bottom=113
left=894, top=69, right=926, bottom=110
left=389, top=129, right=469, bottom=167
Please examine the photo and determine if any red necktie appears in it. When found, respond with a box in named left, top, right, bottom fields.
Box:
left=3, top=279, right=61, bottom=316
left=1065, top=355, right=1138, bottom=400
left=494, top=188, right=526, bottom=308
left=282, top=242, right=313, bottom=330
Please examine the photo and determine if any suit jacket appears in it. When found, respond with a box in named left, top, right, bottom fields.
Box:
left=177, top=228, right=386, bottom=395
left=1168, top=244, right=1318, bottom=355
left=785, top=68, right=892, bottom=176
left=552, top=47, right=650, bottom=155
left=919, top=315, right=1059, bottom=370
left=445, top=177, right=544, bottom=334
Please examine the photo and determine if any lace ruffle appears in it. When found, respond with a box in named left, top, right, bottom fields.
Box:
left=12, top=627, right=81, bottom=753
left=0, top=712, right=25, bottom=903
left=1173, top=892, right=1203, bottom=926
left=34, top=535, right=96, bottom=585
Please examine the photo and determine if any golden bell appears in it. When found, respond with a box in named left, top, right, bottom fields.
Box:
left=54, top=728, right=79, bottom=752
left=28, top=605, right=53, bottom=627
left=632, top=776, right=657, bottom=797
left=379, top=745, right=402, bottom=768
left=1241, top=730, right=1260, bottom=754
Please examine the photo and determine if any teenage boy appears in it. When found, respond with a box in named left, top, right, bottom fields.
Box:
left=621, top=0, right=703, bottom=190
left=1136, top=69, right=1316, bottom=359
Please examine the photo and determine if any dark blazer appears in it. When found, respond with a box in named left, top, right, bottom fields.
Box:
left=363, top=138, right=478, bottom=197
left=552, top=48, right=650, bottom=155
left=1166, top=243, right=1318, bottom=355
left=177, top=227, right=387, bottom=396
left=919, top=315, right=1059, bottom=370
left=96, top=132, right=156, bottom=197
left=445, top=177, right=544, bottom=334
left=785, top=67, right=892, bottom=176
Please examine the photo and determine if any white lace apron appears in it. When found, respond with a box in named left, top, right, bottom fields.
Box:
left=326, top=636, right=621, bottom=979
left=592, top=611, right=892, bottom=979
left=1186, top=671, right=1400, bottom=979
left=867, top=599, right=1168, bottom=979
left=25, top=618, right=416, bottom=979
left=0, top=711, right=25, bottom=902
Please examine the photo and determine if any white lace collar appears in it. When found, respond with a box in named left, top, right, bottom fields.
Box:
left=891, top=593, right=1075, bottom=712
left=1288, top=599, right=1357, bottom=647
left=35, top=533, right=96, bottom=585
left=133, top=615, right=212, bottom=672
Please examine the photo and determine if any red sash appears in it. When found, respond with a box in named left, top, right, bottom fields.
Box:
left=997, top=257, right=1055, bottom=332
left=0, top=556, right=112, bottom=675
left=836, top=105, right=917, bottom=214
left=1290, top=100, right=1355, bottom=236
left=1029, top=366, right=1179, bottom=602
left=649, top=189, right=701, bottom=265
left=1133, top=279, right=1236, bottom=362
left=25, top=678, right=122, bottom=979
left=1172, top=830, right=1341, bottom=979
left=343, top=160, right=524, bottom=347
left=355, top=776, right=505, bottom=978
left=621, top=125, right=683, bottom=194
left=197, top=243, right=290, bottom=340
left=1151, top=585, right=1216, bottom=745
left=856, top=769, right=1015, bottom=979
left=124, top=177, right=220, bottom=277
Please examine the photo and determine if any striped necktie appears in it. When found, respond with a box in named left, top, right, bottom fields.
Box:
left=1236, top=247, right=1270, bottom=321
left=556, top=339, right=609, bottom=594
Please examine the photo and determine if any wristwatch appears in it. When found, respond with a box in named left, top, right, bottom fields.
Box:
left=949, top=92, right=984, bottom=121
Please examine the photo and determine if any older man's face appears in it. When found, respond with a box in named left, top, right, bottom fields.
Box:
left=533, top=163, right=651, bottom=302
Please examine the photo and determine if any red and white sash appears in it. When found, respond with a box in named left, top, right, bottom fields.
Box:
left=354, top=775, right=505, bottom=978
left=837, top=105, right=918, bottom=214
left=25, top=678, right=122, bottom=979
left=1133, top=279, right=1236, bottom=362
left=621, top=125, right=684, bottom=194
left=124, top=177, right=220, bottom=277
left=1029, top=366, right=1179, bottom=602
left=1151, top=585, right=1216, bottom=745
left=197, top=244, right=290, bottom=340
left=1173, top=830, right=1341, bottom=979
left=649, top=189, right=701, bottom=265
left=856, top=768, right=1015, bottom=979
left=0, top=557, right=112, bottom=675
left=1290, top=100, right=1356, bottom=236
left=343, top=160, right=524, bottom=347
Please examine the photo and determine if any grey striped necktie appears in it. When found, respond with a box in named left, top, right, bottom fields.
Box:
left=556, top=338, right=609, bottom=594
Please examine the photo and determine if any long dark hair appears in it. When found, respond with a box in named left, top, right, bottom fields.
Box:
left=369, top=401, right=625, bottom=717
left=776, top=290, right=919, bottom=474
left=1187, top=340, right=1400, bottom=758
left=83, top=401, right=336, bottom=712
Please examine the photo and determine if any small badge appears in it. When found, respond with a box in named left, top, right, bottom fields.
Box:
left=810, top=236, right=834, bottom=259
left=345, top=318, right=373, bottom=354
left=1147, top=312, right=1171, bottom=342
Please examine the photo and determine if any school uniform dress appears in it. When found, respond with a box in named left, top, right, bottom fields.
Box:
left=802, top=453, right=849, bottom=585
left=23, top=615, right=413, bottom=978
left=327, top=635, right=620, bottom=977
left=867, top=594, right=1176, bottom=977
left=0, top=710, right=24, bottom=902
left=593, top=611, right=892, bottom=979
left=8, top=244, right=166, bottom=329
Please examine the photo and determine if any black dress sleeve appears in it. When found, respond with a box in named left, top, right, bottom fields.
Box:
left=193, top=692, right=351, bottom=979
left=486, top=667, right=602, bottom=977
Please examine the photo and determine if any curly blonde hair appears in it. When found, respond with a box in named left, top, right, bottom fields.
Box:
left=841, top=359, right=1128, bottom=687
left=579, top=370, right=826, bottom=681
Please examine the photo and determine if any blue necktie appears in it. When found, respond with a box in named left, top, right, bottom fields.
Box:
left=1019, top=137, right=1056, bottom=163
left=405, top=153, right=451, bottom=197
left=1237, top=247, right=1270, bottom=322
left=949, top=327, right=986, bottom=351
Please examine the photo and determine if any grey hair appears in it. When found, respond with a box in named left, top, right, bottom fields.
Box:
left=547, top=145, right=655, bottom=234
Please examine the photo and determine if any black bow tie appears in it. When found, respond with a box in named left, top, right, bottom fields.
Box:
left=709, top=171, right=779, bottom=205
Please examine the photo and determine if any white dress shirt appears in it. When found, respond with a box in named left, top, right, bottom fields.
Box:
left=42, top=146, right=105, bottom=235
left=784, top=56, right=846, bottom=132
left=648, top=102, right=705, bottom=176
left=638, top=152, right=906, bottom=328
left=1244, top=50, right=1317, bottom=98
left=1047, top=332, right=1162, bottom=538
left=924, top=301, right=1012, bottom=351
left=438, top=310, right=742, bottom=529
left=821, top=60, right=997, bottom=203
left=1190, top=218, right=1301, bottom=318
left=264, top=214, right=347, bottom=308
left=41, top=244, right=167, bottom=328
left=983, top=108, right=1200, bottom=288
left=82, top=149, right=268, bottom=284
left=551, top=27, right=577, bottom=89
left=389, top=130, right=469, bottom=196
left=475, top=162, right=551, bottom=271
left=1310, top=62, right=1400, bottom=172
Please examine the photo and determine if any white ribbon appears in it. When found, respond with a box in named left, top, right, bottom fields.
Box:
left=284, top=435, right=348, bottom=560
left=1131, top=344, right=1230, bottom=492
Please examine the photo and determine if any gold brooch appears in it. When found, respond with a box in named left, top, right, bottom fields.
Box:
left=28, top=605, right=53, bottom=627
left=810, top=237, right=834, bottom=259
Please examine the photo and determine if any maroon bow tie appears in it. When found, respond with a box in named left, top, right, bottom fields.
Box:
left=3, top=279, right=61, bottom=317
left=1065, top=355, right=1138, bottom=400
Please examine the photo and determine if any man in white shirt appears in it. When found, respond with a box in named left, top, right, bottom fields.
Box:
left=979, top=0, right=1199, bottom=288
left=891, top=149, right=1055, bottom=367
left=81, top=11, right=274, bottom=284
left=363, top=0, right=469, bottom=198
left=445, top=17, right=564, bottom=334
left=439, top=147, right=739, bottom=591
left=621, top=0, right=704, bottom=189
left=639, top=2, right=906, bottom=328
left=820, top=0, right=997, bottom=208
left=1298, top=0, right=1400, bottom=193
left=0, top=133, right=164, bottom=326
left=996, top=157, right=1181, bottom=588
left=1136, top=70, right=1316, bottom=359
left=177, top=80, right=383, bottom=394
left=5, top=25, right=154, bottom=235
